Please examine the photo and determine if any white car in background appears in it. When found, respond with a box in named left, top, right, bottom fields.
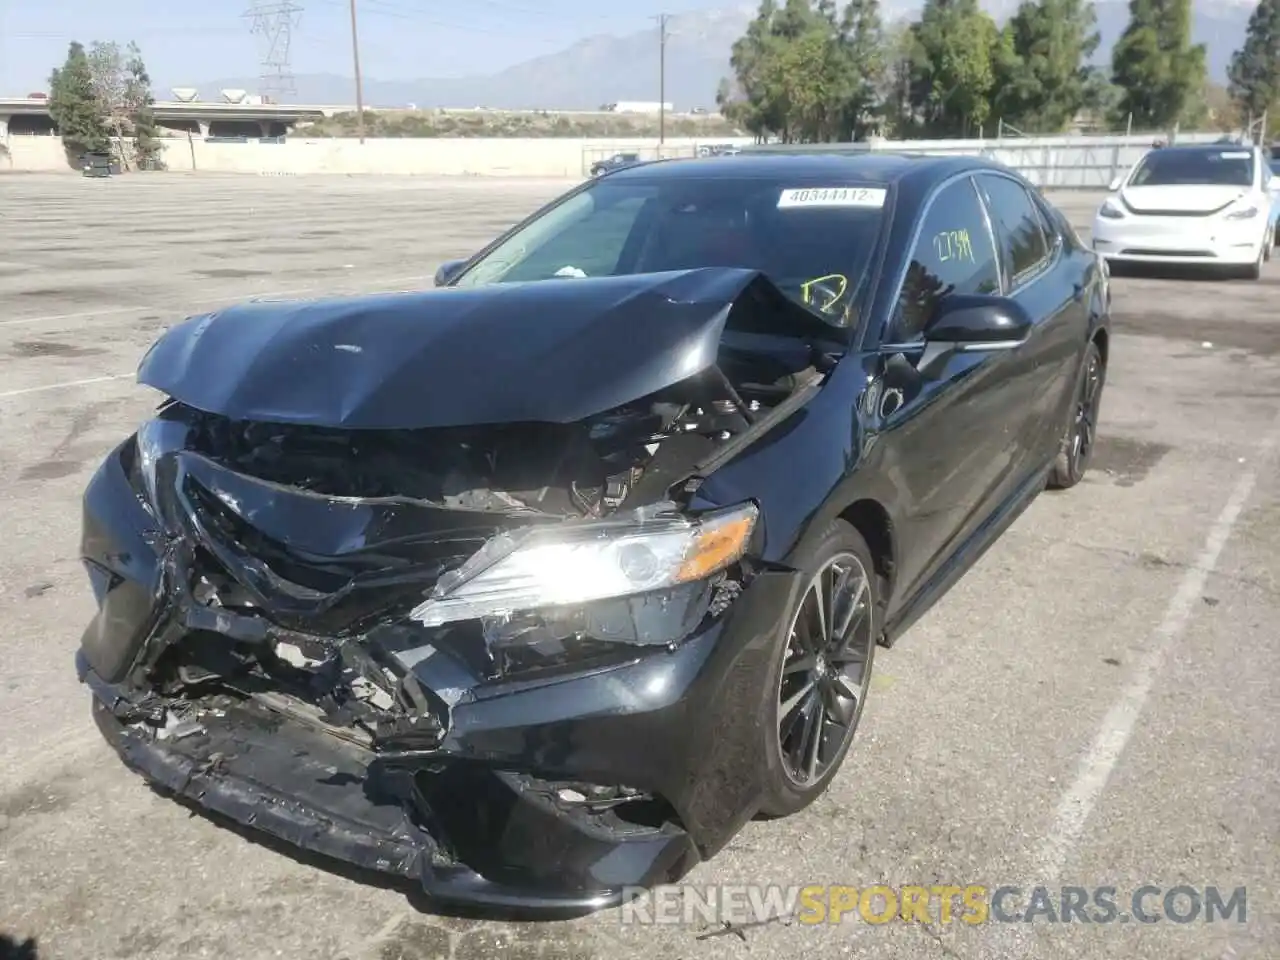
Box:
left=1091, top=143, right=1276, bottom=280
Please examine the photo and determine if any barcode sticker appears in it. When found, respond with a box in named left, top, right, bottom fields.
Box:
left=777, top=186, right=887, bottom=208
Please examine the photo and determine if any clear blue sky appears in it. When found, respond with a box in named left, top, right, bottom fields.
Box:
left=1, top=0, right=726, bottom=94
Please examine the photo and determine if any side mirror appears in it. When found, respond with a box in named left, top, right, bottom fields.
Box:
left=1107, top=175, right=1123, bottom=192
left=925, top=293, right=1032, bottom=349
left=434, top=259, right=466, bottom=287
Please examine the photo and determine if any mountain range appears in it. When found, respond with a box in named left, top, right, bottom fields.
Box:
left=190, top=0, right=1257, bottom=112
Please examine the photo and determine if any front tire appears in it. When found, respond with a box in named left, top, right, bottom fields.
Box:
left=758, top=520, right=880, bottom=818
left=1048, top=339, right=1105, bottom=490
left=1240, top=237, right=1266, bottom=279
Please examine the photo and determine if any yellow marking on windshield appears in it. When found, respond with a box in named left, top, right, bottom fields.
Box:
left=800, top=274, right=848, bottom=311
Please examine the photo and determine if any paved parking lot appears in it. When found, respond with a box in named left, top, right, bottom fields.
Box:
left=1, top=173, right=1277, bottom=960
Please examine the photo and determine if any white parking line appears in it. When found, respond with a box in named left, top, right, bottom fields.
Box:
left=0, top=272, right=433, bottom=328
left=0, top=374, right=135, bottom=399
left=1036, top=408, right=1280, bottom=879
left=989, top=406, right=1280, bottom=954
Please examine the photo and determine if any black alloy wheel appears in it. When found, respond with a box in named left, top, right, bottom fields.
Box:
left=759, top=521, right=878, bottom=817
left=1048, top=340, right=1105, bottom=490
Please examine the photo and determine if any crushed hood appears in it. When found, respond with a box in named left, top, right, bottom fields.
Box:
left=138, top=267, right=798, bottom=430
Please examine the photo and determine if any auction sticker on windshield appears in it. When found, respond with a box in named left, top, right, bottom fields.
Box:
left=777, top=187, right=887, bottom=208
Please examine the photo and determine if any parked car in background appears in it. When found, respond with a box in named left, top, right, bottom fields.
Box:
left=80, top=152, right=118, bottom=178
left=1269, top=152, right=1280, bottom=243
left=1092, top=142, right=1275, bottom=278
left=589, top=152, right=643, bottom=177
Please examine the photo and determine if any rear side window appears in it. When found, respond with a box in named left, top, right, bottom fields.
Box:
left=978, top=174, right=1051, bottom=285
left=890, top=177, right=1000, bottom=341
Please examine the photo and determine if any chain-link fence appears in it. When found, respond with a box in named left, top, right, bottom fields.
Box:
left=581, top=141, right=749, bottom=176
left=735, top=129, right=1252, bottom=189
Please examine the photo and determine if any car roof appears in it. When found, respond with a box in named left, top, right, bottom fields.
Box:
left=604, top=151, right=1009, bottom=189
left=1148, top=142, right=1258, bottom=154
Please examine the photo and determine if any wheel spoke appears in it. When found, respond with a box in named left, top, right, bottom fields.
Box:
left=783, top=653, right=817, bottom=676
left=820, top=675, right=858, bottom=726
left=812, top=576, right=828, bottom=650
left=796, top=591, right=822, bottom=653
left=832, top=575, right=866, bottom=643
left=779, top=678, right=815, bottom=725
left=803, top=700, right=825, bottom=781
left=787, top=689, right=820, bottom=771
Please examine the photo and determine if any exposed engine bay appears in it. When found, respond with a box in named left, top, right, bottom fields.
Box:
left=181, top=348, right=815, bottom=516
left=115, top=346, right=825, bottom=762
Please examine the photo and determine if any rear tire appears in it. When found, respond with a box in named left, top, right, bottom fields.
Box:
left=757, top=520, right=880, bottom=819
left=1048, top=340, right=1105, bottom=490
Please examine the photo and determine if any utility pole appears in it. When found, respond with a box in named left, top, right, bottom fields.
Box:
left=349, top=0, right=366, bottom=143
left=655, top=13, right=669, bottom=147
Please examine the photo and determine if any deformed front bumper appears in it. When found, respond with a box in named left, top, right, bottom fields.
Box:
left=83, top=657, right=696, bottom=915
left=76, top=442, right=804, bottom=914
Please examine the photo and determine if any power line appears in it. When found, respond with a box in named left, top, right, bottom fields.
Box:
left=244, top=0, right=303, bottom=101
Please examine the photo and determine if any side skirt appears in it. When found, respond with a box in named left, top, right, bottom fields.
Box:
left=877, top=462, right=1052, bottom=648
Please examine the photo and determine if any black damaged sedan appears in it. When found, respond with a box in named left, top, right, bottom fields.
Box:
left=77, top=154, right=1109, bottom=913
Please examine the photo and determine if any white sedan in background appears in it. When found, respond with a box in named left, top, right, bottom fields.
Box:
left=1091, top=143, right=1276, bottom=280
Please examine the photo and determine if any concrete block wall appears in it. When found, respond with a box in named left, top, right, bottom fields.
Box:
left=1, top=135, right=756, bottom=176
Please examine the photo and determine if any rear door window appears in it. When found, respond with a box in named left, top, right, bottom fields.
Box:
left=890, top=176, right=1001, bottom=341
left=977, top=174, right=1052, bottom=286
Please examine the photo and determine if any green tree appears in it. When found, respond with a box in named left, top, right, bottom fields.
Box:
left=1110, top=0, right=1206, bottom=130
left=88, top=41, right=128, bottom=160
left=835, top=0, right=887, bottom=139
left=719, top=0, right=890, bottom=143
left=723, top=1, right=788, bottom=139
left=48, top=41, right=109, bottom=158
left=125, top=42, right=161, bottom=165
left=880, top=23, right=923, bottom=137
left=1227, top=0, right=1279, bottom=134
left=992, top=0, right=1103, bottom=133
left=908, top=0, right=1002, bottom=137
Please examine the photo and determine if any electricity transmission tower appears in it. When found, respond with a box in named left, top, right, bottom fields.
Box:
left=244, top=0, right=303, bottom=102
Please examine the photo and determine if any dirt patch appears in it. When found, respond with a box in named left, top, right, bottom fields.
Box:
left=19, top=460, right=84, bottom=481
left=1092, top=436, right=1172, bottom=487
left=9, top=339, right=107, bottom=359
left=0, top=777, right=75, bottom=823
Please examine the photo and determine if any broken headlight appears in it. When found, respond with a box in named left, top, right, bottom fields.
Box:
left=409, top=501, right=758, bottom=628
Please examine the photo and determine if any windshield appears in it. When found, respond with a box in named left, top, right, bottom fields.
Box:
left=1129, top=148, right=1255, bottom=187
left=450, top=176, right=888, bottom=326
